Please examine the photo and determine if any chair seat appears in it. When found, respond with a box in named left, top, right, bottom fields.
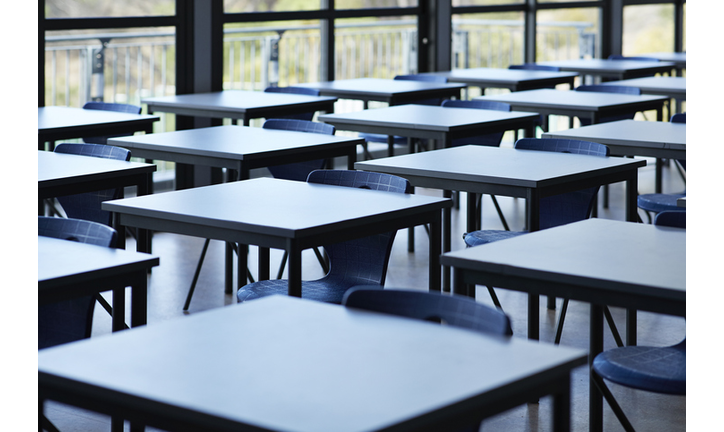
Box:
left=592, top=340, right=686, bottom=395
left=463, top=230, right=527, bottom=247
left=359, top=132, right=409, bottom=145
left=237, top=276, right=381, bottom=304
left=637, top=192, right=686, bottom=213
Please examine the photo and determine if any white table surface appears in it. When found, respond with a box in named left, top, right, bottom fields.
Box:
left=38, top=295, right=587, bottom=432
left=38, top=106, right=159, bottom=145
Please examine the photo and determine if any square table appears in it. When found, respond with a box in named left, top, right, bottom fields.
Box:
left=474, top=88, right=668, bottom=131
left=542, top=119, right=685, bottom=193
left=420, top=67, right=578, bottom=92
left=38, top=150, right=157, bottom=249
left=536, top=58, right=676, bottom=82
left=142, top=90, right=338, bottom=126
left=38, top=106, right=159, bottom=150
left=39, top=295, right=588, bottom=432
left=356, top=145, right=646, bottom=290
left=440, top=218, right=686, bottom=432
left=638, top=52, right=686, bottom=73
left=38, top=236, right=159, bottom=331
left=319, top=104, right=540, bottom=157
left=295, top=78, right=466, bottom=108
left=102, top=177, right=451, bottom=294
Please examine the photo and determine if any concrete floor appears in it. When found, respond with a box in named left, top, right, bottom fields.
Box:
left=41, top=137, right=686, bottom=432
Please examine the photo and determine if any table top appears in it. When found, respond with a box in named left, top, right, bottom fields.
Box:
left=355, top=145, right=646, bottom=193
left=107, top=125, right=363, bottom=169
left=38, top=236, right=159, bottom=292
left=536, top=58, right=676, bottom=76
left=38, top=106, right=159, bottom=141
left=441, top=218, right=685, bottom=305
left=319, top=104, right=539, bottom=133
left=474, top=88, right=667, bottom=111
left=601, top=76, right=686, bottom=97
left=141, top=91, right=338, bottom=118
left=542, top=119, right=685, bottom=154
left=38, top=150, right=156, bottom=190
left=38, top=295, right=587, bottom=432
left=638, top=52, right=686, bottom=66
left=420, top=67, right=578, bottom=88
left=102, top=177, right=451, bottom=243
left=294, top=78, right=466, bottom=101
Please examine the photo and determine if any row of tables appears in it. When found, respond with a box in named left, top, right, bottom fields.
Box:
left=38, top=58, right=685, bottom=432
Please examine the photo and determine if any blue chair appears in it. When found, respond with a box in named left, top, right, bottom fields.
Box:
left=236, top=170, right=412, bottom=305
left=358, top=74, right=450, bottom=158
left=343, top=286, right=512, bottom=432
left=440, top=99, right=514, bottom=230
left=183, top=119, right=336, bottom=310
left=574, top=84, right=642, bottom=126
left=463, top=138, right=622, bottom=345
left=590, top=206, right=685, bottom=432
left=263, top=86, right=322, bottom=121
left=508, top=63, right=561, bottom=72
left=608, top=54, right=660, bottom=62
left=637, top=113, right=686, bottom=223
left=38, top=216, right=119, bottom=349
left=53, top=143, right=132, bottom=226
left=343, top=286, right=513, bottom=336
left=81, top=101, right=143, bottom=144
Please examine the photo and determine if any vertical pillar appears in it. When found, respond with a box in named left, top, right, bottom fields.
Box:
left=524, top=0, right=537, bottom=63
left=320, top=0, right=335, bottom=81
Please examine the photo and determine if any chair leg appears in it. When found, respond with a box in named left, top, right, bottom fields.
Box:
left=554, top=298, right=569, bottom=345
left=489, top=195, right=510, bottom=231
left=603, top=306, right=624, bottom=348
left=93, top=293, right=129, bottom=330
left=184, top=238, right=211, bottom=311
left=590, top=369, right=638, bottom=432
left=40, top=414, right=61, bottom=432
left=276, top=247, right=328, bottom=279
left=486, top=286, right=503, bottom=311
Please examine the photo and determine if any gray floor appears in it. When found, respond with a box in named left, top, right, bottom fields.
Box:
left=42, top=139, right=686, bottom=432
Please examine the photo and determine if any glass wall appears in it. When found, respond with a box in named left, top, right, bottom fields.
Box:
left=45, top=0, right=174, bottom=17
left=622, top=4, right=675, bottom=55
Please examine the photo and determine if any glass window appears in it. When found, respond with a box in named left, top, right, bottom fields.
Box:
left=536, top=8, right=599, bottom=61
left=224, top=0, right=320, bottom=13
left=451, top=12, right=526, bottom=70
left=452, top=0, right=523, bottom=6
left=224, top=21, right=322, bottom=91
left=623, top=4, right=675, bottom=56
left=45, top=0, right=174, bottom=18
left=336, top=0, right=418, bottom=8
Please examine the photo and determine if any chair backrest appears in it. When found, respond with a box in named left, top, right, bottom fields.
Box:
left=515, top=138, right=609, bottom=229
left=653, top=211, right=686, bottom=228
left=508, top=63, right=561, bottom=72
left=342, top=286, right=513, bottom=336
left=53, top=142, right=132, bottom=226
left=670, top=112, right=685, bottom=123
left=38, top=216, right=118, bottom=349
left=264, top=86, right=321, bottom=121
left=82, top=101, right=143, bottom=144
left=38, top=216, right=118, bottom=247
left=574, top=85, right=641, bottom=126
left=262, top=119, right=334, bottom=182
left=575, top=84, right=641, bottom=96
left=441, top=99, right=512, bottom=147
left=307, top=170, right=411, bottom=289
left=393, top=74, right=449, bottom=106
left=608, top=54, right=660, bottom=62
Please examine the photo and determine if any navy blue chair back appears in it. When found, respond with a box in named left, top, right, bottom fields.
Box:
left=515, top=138, right=609, bottom=229
left=441, top=99, right=512, bottom=147
left=654, top=211, right=686, bottom=228
left=53, top=143, right=132, bottom=226
left=393, top=74, right=449, bottom=106
left=262, top=119, right=334, bottom=182
left=81, top=101, right=143, bottom=144
left=264, top=86, right=321, bottom=121
left=508, top=64, right=561, bottom=72
left=38, top=216, right=118, bottom=349
left=343, top=286, right=513, bottom=336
